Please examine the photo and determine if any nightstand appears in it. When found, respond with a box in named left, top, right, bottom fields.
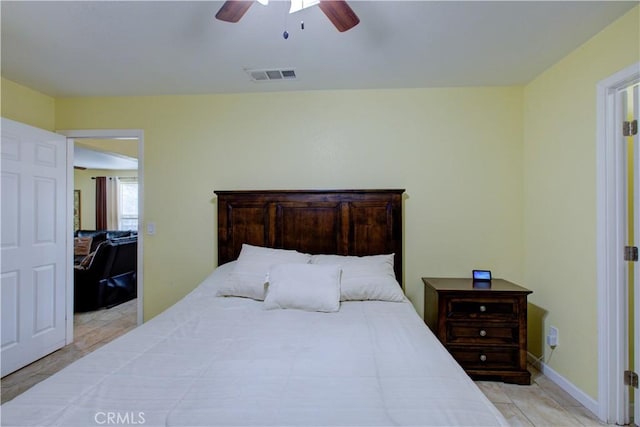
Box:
left=422, top=277, right=532, bottom=385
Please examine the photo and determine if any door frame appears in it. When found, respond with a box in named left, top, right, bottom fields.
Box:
left=633, top=83, right=640, bottom=425
left=59, top=129, right=145, bottom=337
left=596, top=62, right=640, bottom=424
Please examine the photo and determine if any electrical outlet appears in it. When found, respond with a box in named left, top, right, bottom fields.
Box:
left=547, top=326, right=559, bottom=347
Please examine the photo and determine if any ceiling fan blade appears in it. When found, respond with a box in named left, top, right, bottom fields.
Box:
left=215, top=1, right=254, bottom=23
left=318, top=0, right=360, bottom=32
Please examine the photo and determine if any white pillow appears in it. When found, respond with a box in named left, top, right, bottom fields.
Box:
left=264, top=263, right=341, bottom=312
left=311, top=254, right=405, bottom=302
left=198, top=260, right=237, bottom=292
left=216, top=244, right=311, bottom=300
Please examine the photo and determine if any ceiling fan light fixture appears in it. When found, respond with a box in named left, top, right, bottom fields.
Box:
left=290, top=0, right=319, bottom=14
left=215, top=0, right=359, bottom=32
left=257, top=0, right=269, bottom=6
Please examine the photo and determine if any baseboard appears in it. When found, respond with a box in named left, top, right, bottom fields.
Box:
left=527, top=353, right=600, bottom=417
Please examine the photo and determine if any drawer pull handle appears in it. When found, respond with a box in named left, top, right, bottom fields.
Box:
left=479, top=354, right=487, bottom=362
left=479, top=305, right=487, bottom=312
left=479, top=330, right=487, bottom=337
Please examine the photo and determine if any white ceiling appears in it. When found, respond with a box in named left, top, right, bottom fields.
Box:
left=1, top=1, right=637, bottom=98
left=74, top=145, right=138, bottom=170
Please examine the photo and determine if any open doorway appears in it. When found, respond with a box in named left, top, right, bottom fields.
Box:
left=72, top=138, right=139, bottom=344
left=0, top=129, right=144, bottom=404
left=60, top=129, right=145, bottom=338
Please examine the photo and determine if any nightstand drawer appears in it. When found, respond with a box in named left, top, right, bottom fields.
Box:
left=446, top=322, right=518, bottom=345
left=447, top=298, right=519, bottom=320
left=422, top=277, right=532, bottom=384
left=448, top=346, right=519, bottom=370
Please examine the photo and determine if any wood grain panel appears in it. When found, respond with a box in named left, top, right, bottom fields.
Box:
left=276, top=202, right=342, bottom=255
left=221, top=203, right=267, bottom=263
left=215, top=189, right=404, bottom=284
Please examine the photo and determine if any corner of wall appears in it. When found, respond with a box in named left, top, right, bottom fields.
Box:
left=1, top=77, right=55, bottom=131
left=521, top=2, right=640, bottom=403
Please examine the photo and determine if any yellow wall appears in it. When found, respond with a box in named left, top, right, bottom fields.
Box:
left=56, top=87, right=525, bottom=321
left=74, top=169, right=138, bottom=230
left=1, top=77, right=55, bottom=131
left=523, top=6, right=640, bottom=399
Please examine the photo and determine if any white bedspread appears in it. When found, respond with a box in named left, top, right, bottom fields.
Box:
left=1, top=263, right=508, bottom=427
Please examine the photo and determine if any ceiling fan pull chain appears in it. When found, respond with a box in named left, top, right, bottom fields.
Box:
left=283, top=4, right=289, bottom=40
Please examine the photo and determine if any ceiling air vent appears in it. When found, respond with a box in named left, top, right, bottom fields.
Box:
left=246, top=68, right=297, bottom=82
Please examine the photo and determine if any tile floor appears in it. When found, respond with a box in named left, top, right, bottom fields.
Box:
left=476, top=371, right=606, bottom=426
left=1, top=300, right=608, bottom=425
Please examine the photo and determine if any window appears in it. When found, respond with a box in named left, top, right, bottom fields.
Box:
left=118, top=178, right=138, bottom=231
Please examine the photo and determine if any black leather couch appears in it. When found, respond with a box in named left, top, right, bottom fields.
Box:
left=74, top=230, right=138, bottom=312
left=74, top=230, right=137, bottom=263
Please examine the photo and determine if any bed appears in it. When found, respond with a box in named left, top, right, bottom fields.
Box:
left=1, top=189, right=508, bottom=427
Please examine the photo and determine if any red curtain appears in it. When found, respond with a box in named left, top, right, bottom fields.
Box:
left=95, top=177, right=107, bottom=230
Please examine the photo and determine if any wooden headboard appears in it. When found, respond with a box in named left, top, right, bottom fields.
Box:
left=215, top=189, right=405, bottom=284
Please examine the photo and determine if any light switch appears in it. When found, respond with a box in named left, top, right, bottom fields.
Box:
left=147, top=222, right=156, bottom=235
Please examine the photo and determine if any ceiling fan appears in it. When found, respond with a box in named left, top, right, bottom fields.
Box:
left=215, top=0, right=360, bottom=32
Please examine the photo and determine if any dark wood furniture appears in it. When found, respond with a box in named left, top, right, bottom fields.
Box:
left=422, top=277, right=532, bottom=385
left=74, top=235, right=137, bottom=312
left=215, top=189, right=404, bottom=283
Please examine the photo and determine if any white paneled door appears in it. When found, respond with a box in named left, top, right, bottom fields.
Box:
left=1, top=118, right=68, bottom=377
